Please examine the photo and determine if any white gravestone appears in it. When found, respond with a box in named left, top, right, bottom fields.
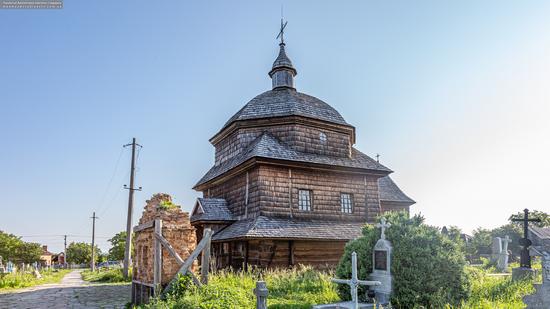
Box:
left=313, top=252, right=381, bottom=309
left=369, top=218, right=393, bottom=305
left=497, top=236, right=512, bottom=272
left=491, top=237, right=502, bottom=263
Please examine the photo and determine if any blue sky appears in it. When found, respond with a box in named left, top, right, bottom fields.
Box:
left=1, top=1, right=549, bottom=253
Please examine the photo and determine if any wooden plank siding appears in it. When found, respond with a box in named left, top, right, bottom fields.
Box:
left=257, top=165, right=381, bottom=222
left=203, top=167, right=260, bottom=218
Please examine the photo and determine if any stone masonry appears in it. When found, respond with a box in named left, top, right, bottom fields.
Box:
left=133, top=193, right=196, bottom=286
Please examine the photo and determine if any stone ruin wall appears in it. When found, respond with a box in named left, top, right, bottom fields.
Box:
left=133, top=193, right=196, bottom=286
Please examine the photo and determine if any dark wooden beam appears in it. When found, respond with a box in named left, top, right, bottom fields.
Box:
left=288, top=240, right=295, bottom=267
left=244, top=241, right=249, bottom=272
left=228, top=242, right=233, bottom=268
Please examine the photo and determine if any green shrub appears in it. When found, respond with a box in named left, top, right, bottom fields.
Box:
left=336, top=212, right=470, bottom=308
left=81, top=268, right=130, bottom=283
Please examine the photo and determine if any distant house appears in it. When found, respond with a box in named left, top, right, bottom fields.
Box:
left=52, top=252, right=65, bottom=265
left=40, top=245, right=53, bottom=267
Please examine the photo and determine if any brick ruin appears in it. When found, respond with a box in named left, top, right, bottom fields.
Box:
left=133, top=193, right=196, bottom=286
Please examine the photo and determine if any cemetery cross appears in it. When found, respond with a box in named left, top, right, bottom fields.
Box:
left=511, top=208, right=541, bottom=268
left=331, top=252, right=381, bottom=309
left=376, top=218, right=391, bottom=240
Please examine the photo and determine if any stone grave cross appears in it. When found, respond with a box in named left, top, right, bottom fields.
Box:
left=376, top=218, right=390, bottom=240
left=511, top=208, right=541, bottom=268
left=497, top=235, right=512, bottom=272
left=331, top=252, right=381, bottom=309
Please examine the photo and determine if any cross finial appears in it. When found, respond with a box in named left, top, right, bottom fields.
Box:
left=276, top=16, right=288, bottom=45
left=376, top=218, right=391, bottom=240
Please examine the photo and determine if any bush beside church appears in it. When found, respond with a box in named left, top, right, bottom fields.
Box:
left=336, top=211, right=471, bottom=308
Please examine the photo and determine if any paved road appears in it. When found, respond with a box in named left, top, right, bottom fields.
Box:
left=0, top=270, right=131, bottom=309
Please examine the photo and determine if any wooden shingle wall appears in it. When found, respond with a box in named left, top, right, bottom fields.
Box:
left=204, top=167, right=260, bottom=218
left=257, top=165, right=381, bottom=222
left=214, top=123, right=352, bottom=166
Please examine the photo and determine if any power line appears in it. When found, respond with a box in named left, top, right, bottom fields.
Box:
left=95, top=147, right=127, bottom=216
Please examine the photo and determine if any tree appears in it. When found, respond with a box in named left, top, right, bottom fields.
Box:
left=66, top=242, right=101, bottom=265
left=336, top=212, right=470, bottom=309
left=107, top=231, right=129, bottom=261
left=0, top=231, right=22, bottom=261
left=0, top=231, right=42, bottom=263
left=465, top=228, right=492, bottom=256
left=509, top=209, right=550, bottom=228
left=15, top=242, right=42, bottom=264
left=441, top=225, right=466, bottom=252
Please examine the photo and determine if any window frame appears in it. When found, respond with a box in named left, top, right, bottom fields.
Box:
left=340, top=192, right=354, bottom=214
left=298, top=189, right=313, bottom=212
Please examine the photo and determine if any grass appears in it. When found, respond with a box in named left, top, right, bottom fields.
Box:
left=137, top=265, right=339, bottom=309
left=0, top=268, right=71, bottom=291
left=81, top=268, right=131, bottom=283
left=132, top=262, right=540, bottom=309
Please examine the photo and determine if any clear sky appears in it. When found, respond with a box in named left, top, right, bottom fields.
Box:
left=1, top=1, right=549, bottom=253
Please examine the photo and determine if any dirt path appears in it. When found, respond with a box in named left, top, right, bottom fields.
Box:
left=0, top=270, right=131, bottom=309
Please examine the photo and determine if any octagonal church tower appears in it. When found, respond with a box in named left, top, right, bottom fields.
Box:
left=190, top=37, right=414, bottom=269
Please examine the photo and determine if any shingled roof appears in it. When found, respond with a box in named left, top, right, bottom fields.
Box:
left=212, top=216, right=365, bottom=242
left=378, top=176, right=415, bottom=204
left=191, top=198, right=235, bottom=223
left=221, top=88, right=350, bottom=132
left=195, top=132, right=391, bottom=188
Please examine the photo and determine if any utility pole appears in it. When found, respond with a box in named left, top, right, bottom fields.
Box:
left=64, top=235, right=67, bottom=268
left=123, top=138, right=142, bottom=279
left=90, top=212, right=98, bottom=271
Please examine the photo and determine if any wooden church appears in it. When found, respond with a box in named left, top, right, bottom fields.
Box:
left=190, top=30, right=414, bottom=269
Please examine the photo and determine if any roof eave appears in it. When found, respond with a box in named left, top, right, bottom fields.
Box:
left=209, top=115, right=356, bottom=146
left=193, top=156, right=391, bottom=191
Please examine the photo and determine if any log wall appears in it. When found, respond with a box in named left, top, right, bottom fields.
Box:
left=257, top=165, right=381, bottom=222
left=214, top=123, right=352, bottom=166
left=204, top=167, right=260, bottom=218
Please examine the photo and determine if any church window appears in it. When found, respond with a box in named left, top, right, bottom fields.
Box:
left=341, top=193, right=353, bottom=213
left=298, top=189, right=312, bottom=211
left=319, top=132, right=327, bottom=144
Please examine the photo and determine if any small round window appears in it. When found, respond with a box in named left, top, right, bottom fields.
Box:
left=319, top=132, right=327, bottom=144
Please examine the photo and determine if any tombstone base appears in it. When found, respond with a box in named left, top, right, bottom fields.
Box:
left=512, top=267, right=534, bottom=281
left=312, top=301, right=378, bottom=309
left=522, top=283, right=550, bottom=308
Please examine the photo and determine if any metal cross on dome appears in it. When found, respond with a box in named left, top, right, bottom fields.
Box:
left=376, top=218, right=391, bottom=240
left=331, top=252, right=381, bottom=309
left=276, top=17, right=288, bottom=44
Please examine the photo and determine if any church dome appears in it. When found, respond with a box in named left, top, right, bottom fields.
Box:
left=222, top=88, right=350, bottom=128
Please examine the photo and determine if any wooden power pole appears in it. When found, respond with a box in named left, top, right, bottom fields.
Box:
left=90, top=212, right=98, bottom=271
left=64, top=235, right=67, bottom=267
left=123, top=138, right=141, bottom=279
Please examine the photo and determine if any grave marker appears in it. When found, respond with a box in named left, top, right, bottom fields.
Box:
left=313, top=252, right=381, bottom=309
left=369, top=218, right=393, bottom=305
left=511, top=209, right=540, bottom=280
